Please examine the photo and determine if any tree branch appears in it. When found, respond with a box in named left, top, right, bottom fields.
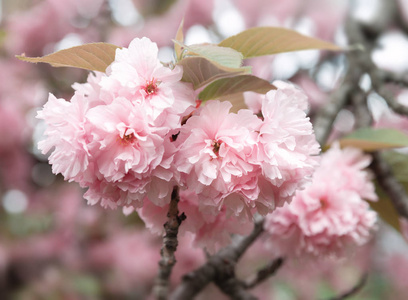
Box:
left=243, top=257, right=284, bottom=289
left=215, top=272, right=257, bottom=300
left=154, top=186, right=186, bottom=300
left=379, top=70, right=408, bottom=87
left=170, top=218, right=265, bottom=300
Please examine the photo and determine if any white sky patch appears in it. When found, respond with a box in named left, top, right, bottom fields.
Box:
left=367, top=92, right=388, bottom=122
left=270, top=53, right=299, bottom=80
left=32, top=119, right=48, bottom=160
left=359, top=73, right=372, bottom=92
left=271, top=49, right=319, bottom=81
left=293, top=17, right=315, bottom=37
left=397, top=89, right=408, bottom=107
left=109, top=0, right=141, bottom=26
left=335, top=26, right=348, bottom=48
left=315, top=60, right=344, bottom=91
left=3, top=190, right=28, bottom=214
left=372, top=31, right=408, bottom=73
left=158, top=46, right=175, bottom=63
left=351, top=0, right=381, bottom=24
left=184, top=25, right=213, bottom=45
left=54, top=33, right=83, bottom=52
left=296, top=50, right=320, bottom=69
left=213, top=0, right=245, bottom=37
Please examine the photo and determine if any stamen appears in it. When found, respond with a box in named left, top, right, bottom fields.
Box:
left=319, top=197, right=328, bottom=210
left=144, top=78, right=159, bottom=96
left=119, top=132, right=136, bottom=145
left=212, top=140, right=222, bottom=156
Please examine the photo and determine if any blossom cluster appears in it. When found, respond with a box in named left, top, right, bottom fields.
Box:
left=38, top=37, right=195, bottom=209
left=38, top=38, right=320, bottom=248
left=264, top=144, right=378, bottom=258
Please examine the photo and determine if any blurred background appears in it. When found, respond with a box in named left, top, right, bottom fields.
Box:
left=1, top=0, right=408, bottom=299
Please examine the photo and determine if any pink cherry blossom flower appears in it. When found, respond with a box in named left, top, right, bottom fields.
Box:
left=37, top=93, right=92, bottom=183
left=86, top=98, right=164, bottom=181
left=264, top=145, right=377, bottom=259
left=102, top=37, right=195, bottom=127
left=80, top=97, right=178, bottom=209
left=253, top=81, right=320, bottom=212
left=175, top=82, right=319, bottom=219
left=38, top=37, right=196, bottom=209
left=174, top=100, right=262, bottom=216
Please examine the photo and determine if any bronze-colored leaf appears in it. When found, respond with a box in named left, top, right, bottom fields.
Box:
left=198, top=75, right=276, bottom=101
left=178, top=56, right=251, bottom=89
left=16, top=43, right=120, bottom=73
left=174, top=19, right=185, bottom=61
left=219, top=27, right=341, bottom=58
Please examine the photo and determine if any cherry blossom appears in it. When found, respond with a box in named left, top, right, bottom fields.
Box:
left=37, top=37, right=196, bottom=209
left=174, top=82, right=320, bottom=220
left=264, top=144, right=377, bottom=258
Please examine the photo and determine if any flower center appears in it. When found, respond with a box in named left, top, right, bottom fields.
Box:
left=319, top=197, right=328, bottom=210
left=212, top=140, right=222, bottom=156
left=120, top=132, right=137, bottom=145
left=144, top=78, right=158, bottom=96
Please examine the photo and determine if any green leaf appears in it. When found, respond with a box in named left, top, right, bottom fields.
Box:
left=339, top=128, right=408, bottom=151
left=218, top=27, right=341, bottom=58
left=178, top=56, right=251, bottom=89
left=182, top=43, right=244, bottom=68
left=198, top=75, right=276, bottom=101
left=382, top=150, right=408, bottom=183
left=174, top=19, right=184, bottom=61
left=16, top=43, right=120, bottom=72
left=370, top=194, right=401, bottom=233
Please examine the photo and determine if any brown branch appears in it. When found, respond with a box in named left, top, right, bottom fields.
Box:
left=379, top=70, right=408, bottom=87
left=370, top=152, right=408, bottom=221
left=324, top=273, right=368, bottom=300
left=343, top=7, right=408, bottom=227
left=215, top=272, right=257, bottom=300
left=394, top=0, right=408, bottom=35
left=154, top=186, right=186, bottom=300
left=243, top=257, right=284, bottom=289
left=170, top=218, right=264, bottom=300
left=351, top=89, right=371, bottom=128
left=342, top=2, right=408, bottom=119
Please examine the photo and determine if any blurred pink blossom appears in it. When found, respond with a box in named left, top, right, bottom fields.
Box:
left=264, top=144, right=377, bottom=258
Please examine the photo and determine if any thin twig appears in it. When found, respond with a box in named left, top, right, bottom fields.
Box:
left=324, top=273, right=368, bottom=300
left=170, top=218, right=264, bottom=300
left=243, top=257, right=284, bottom=289
left=154, top=186, right=186, bottom=300
left=215, top=274, right=257, bottom=300
left=379, top=70, right=408, bottom=87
